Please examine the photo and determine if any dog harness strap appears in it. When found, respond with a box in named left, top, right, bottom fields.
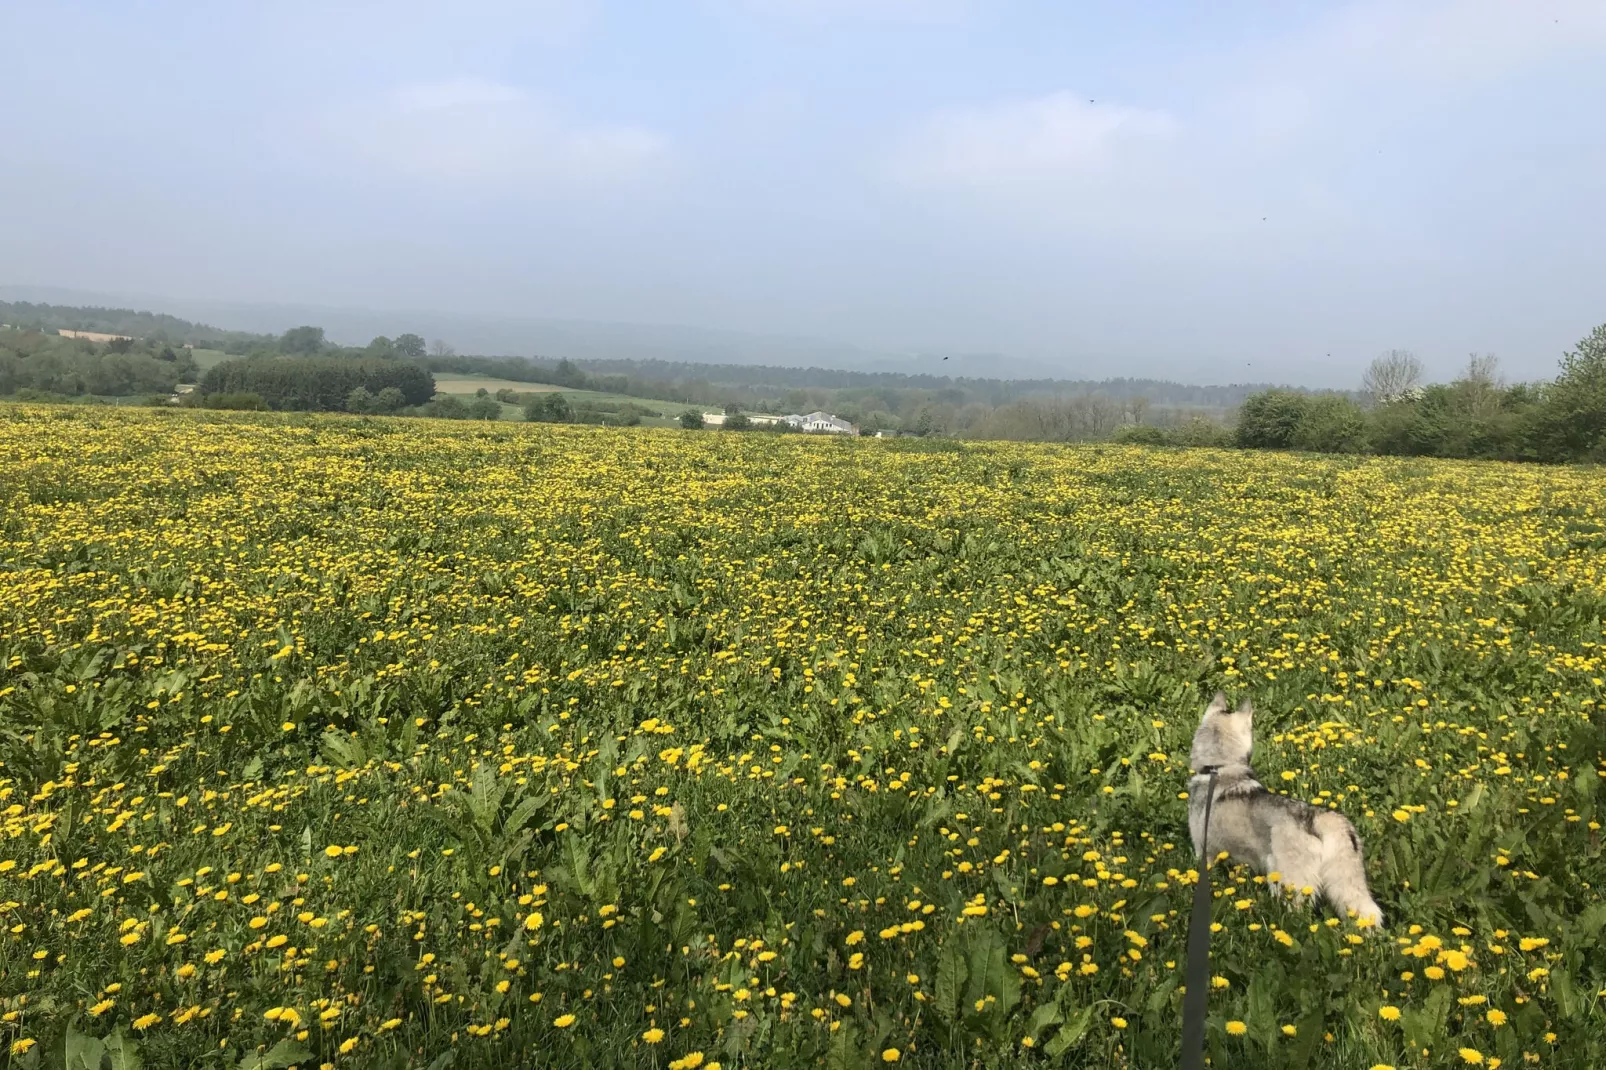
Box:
left=1180, top=770, right=1218, bottom=1070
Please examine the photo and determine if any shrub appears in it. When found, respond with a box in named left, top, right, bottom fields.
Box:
left=1170, top=417, right=1234, bottom=448
left=1234, top=391, right=1310, bottom=449
left=1290, top=395, right=1368, bottom=453
left=524, top=393, right=572, bottom=423
left=427, top=395, right=468, bottom=419
left=1114, top=418, right=1234, bottom=449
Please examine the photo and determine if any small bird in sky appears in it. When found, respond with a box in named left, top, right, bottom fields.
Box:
left=942, top=355, right=949, bottom=361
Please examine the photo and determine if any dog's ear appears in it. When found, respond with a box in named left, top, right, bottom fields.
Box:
left=1204, top=691, right=1228, bottom=717
left=1236, top=697, right=1253, bottom=716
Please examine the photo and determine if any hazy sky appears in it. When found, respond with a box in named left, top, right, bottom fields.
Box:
left=4, top=1, right=1605, bottom=385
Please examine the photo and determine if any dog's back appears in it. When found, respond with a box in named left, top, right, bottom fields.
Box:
left=1188, top=693, right=1383, bottom=927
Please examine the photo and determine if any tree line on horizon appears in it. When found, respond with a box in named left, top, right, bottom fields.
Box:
left=4, top=302, right=1605, bottom=461
left=1223, top=328, right=1606, bottom=463
left=1, top=303, right=1280, bottom=429
left=0, top=300, right=274, bottom=352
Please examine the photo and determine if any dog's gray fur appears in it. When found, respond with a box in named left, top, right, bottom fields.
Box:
left=1188, top=692, right=1383, bottom=928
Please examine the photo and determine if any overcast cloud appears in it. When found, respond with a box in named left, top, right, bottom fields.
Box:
left=3, top=0, right=1603, bottom=385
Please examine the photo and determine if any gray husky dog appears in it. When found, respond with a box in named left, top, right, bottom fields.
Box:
left=1188, top=692, right=1383, bottom=928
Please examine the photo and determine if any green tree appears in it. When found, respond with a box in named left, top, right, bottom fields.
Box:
left=394, top=333, right=427, bottom=359
left=346, top=386, right=376, bottom=413
left=429, top=394, right=468, bottom=419
left=524, top=393, right=572, bottom=423
left=1234, top=391, right=1310, bottom=449
left=679, top=409, right=705, bottom=430
left=367, top=336, right=396, bottom=357
left=552, top=359, right=587, bottom=389
left=724, top=412, right=751, bottom=431
left=1290, top=394, right=1368, bottom=453
left=1526, top=323, right=1606, bottom=461
left=279, top=326, right=326, bottom=354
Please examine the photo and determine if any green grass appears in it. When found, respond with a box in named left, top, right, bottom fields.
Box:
left=433, top=375, right=697, bottom=428
left=431, top=375, right=564, bottom=395
left=186, top=348, right=231, bottom=373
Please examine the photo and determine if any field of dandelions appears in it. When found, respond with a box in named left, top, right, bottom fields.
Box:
left=1, top=405, right=1603, bottom=1070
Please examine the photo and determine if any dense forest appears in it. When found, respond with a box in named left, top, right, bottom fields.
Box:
left=0, top=329, right=198, bottom=399
left=197, top=357, right=435, bottom=413
left=0, top=300, right=274, bottom=352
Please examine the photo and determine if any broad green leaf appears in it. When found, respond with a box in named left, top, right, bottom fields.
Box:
left=965, top=928, right=1021, bottom=1024
left=933, top=940, right=966, bottom=1022
left=103, top=1029, right=141, bottom=1070
left=237, top=1039, right=309, bottom=1070
left=1043, top=1005, right=1094, bottom=1058
left=944, top=723, right=964, bottom=756
left=1572, top=902, right=1606, bottom=944
left=501, top=792, right=549, bottom=839
left=1285, top=1009, right=1325, bottom=1068
left=1027, top=1000, right=1063, bottom=1038
left=1551, top=967, right=1581, bottom=1019
left=1245, top=970, right=1276, bottom=1045
left=64, top=1024, right=106, bottom=1070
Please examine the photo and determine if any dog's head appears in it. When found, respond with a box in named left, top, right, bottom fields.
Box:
left=1190, top=691, right=1253, bottom=771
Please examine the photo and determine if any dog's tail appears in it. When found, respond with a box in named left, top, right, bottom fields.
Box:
left=1317, top=815, right=1384, bottom=930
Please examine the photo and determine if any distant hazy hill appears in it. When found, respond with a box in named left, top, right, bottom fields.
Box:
left=0, top=285, right=1084, bottom=381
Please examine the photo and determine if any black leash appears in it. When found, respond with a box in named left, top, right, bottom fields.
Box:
left=1180, top=769, right=1218, bottom=1070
